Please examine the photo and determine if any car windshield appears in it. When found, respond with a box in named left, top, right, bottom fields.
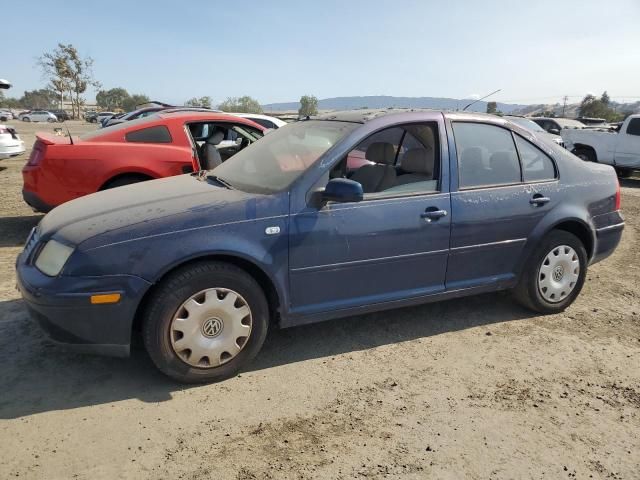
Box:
left=212, top=120, right=358, bottom=194
left=508, top=117, right=546, bottom=133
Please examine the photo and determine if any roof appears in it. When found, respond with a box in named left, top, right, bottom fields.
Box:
left=311, top=108, right=498, bottom=124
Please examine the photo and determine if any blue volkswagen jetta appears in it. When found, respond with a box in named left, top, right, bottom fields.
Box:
left=16, top=110, right=624, bottom=382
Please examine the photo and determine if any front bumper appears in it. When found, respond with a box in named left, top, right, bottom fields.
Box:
left=16, top=259, right=152, bottom=357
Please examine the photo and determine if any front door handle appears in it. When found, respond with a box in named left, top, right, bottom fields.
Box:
left=421, top=208, right=448, bottom=221
left=530, top=194, right=551, bottom=206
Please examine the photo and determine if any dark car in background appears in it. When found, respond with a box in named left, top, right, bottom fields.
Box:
left=16, top=110, right=624, bottom=383
left=49, top=109, right=71, bottom=122
left=532, top=117, right=586, bottom=135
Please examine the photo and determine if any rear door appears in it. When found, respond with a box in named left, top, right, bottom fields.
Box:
left=614, top=117, right=640, bottom=168
left=446, top=121, right=560, bottom=290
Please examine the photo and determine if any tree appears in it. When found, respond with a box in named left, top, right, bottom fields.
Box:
left=39, top=43, right=101, bottom=118
left=22, top=89, right=58, bottom=109
left=123, top=94, right=151, bottom=112
left=578, top=92, right=619, bottom=121
left=96, top=87, right=129, bottom=110
left=185, top=96, right=213, bottom=108
left=486, top=101, right=497, bottom=114
left=218, top=96, right=263, bottom=113
left=298, top=95, right=319, bottom=117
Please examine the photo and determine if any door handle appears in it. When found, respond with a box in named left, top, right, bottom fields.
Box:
left=530, top=194, right=550, bottom=206
left=421, top=208, right=448, bottom=221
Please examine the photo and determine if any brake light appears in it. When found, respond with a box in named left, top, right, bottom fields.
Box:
left=26, top=144, right=44, bottom=167
left=615, top=178, right=621, bottom=211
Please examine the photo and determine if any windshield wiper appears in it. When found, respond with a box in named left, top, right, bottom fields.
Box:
left=206, top=174, right=235, bottom=189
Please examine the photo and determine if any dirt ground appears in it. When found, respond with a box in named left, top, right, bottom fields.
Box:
left=0, top=120, right=639, bottom=479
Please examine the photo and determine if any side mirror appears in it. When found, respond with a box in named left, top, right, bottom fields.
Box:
left=322, top=178, right=363, bottom=203
left=548, top=128, right=560, bottom=135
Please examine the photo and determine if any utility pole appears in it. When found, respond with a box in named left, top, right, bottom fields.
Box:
left=562, top=95, right=568, bottom=117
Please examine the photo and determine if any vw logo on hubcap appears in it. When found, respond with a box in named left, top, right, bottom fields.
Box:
left=553, top=265, right=565, bottom=282
left=201, top=317, right=223, bottom=338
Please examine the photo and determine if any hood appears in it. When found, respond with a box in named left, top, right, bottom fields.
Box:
left=39, top=174, right=288, bottom=249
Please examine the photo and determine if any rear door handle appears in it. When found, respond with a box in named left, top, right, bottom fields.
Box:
left=421, top=208, right=448, bottom=221
left=530, top=195, right=550, bottom=206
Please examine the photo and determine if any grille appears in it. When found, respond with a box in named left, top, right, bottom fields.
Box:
left=23, top=227, right=41, bottom=262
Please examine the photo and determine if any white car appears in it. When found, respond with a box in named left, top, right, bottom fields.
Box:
left=227, top=113, right=287, bottom=130
left=0, top=109, right=14, bottom=121
left=561, top=114, right=640, bottom=177
left=0, top=124, right=25, bottom=159
left=22, top=111, right=58, bottom=123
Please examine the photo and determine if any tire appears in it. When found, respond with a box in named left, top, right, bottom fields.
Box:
left=142, top=261, right=269, bottom=383
left=0, top=116, right=7, bottom=122
left=90, top=118, right=97, bottom=123
left=615, top=167, right=632, bottom=178
left=102, top=175, right=151, bottom=189
left=47, top=118, right=55, bottom=123
left=573, top=148, right=596, bottom=162
left=514, top=230, right=588, bottom=314
left=22, top=117, right=30, bottom=122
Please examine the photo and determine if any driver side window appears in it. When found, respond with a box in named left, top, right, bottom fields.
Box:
left=332, top=123, right=440, bottom=198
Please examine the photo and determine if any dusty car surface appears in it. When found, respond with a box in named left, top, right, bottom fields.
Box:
left=16, top=109, right=624, bottom=383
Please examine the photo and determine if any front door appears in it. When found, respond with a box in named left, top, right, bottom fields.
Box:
left=446, top=121, right=560, bottom=290
left=615, top=117, right=640, bottom=168
left=288, top=120, right=450, bottom=317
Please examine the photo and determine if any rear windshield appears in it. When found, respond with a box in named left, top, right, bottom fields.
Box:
left=79, top=115, right=160, bottom=140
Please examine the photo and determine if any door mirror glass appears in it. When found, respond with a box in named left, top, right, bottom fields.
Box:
left=322, top=178, right=363, bottom=203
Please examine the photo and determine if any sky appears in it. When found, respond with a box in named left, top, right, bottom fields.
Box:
left=2, top=0, right=640, bottom=106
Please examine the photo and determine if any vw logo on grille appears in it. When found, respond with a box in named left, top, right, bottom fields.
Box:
left=553, top=265, right=565, bottom=282
left=202, top=317, right=223, bottom=338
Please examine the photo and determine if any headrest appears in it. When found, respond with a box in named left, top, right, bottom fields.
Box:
left=206, top=129, right=225, bottom=145
left=489, top=151, right=515, bottom=169
left=401, top=148, right=434, bottom=176
left=365, top=142, right=395, bottom=165
left=461, top=147, right=483, bottom=165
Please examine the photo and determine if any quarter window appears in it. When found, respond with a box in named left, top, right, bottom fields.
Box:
left=627, top=118, right=640, bottom=136
left=125, top=125, right=172, bottom=143
left=515, top=135, right=556, bottom=182
left=453, top=122, right=521, bottom=188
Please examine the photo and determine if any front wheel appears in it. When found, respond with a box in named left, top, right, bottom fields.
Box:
left=573, top=148, right=596, bottom=162
left=47, top=118, right=56, bottom=123
left=514, top=230, right=587, bottom=314
left=22, top=117, right=30, bottom=122
left=142, top=261, right=269, bottom=383
left=615, top=167, right=632, bottom=178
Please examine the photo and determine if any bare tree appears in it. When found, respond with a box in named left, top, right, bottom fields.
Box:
left=39, top=44, right=101, bottom=118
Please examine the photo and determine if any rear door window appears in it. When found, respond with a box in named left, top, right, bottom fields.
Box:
left=125, top=125, right=172, bottom=143
left=514, top=135, right=556, bottom=182
left=453, top=122, right=521, bottom=188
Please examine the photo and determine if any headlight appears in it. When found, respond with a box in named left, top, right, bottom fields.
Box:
left=35, top=239, right=75, bottom=276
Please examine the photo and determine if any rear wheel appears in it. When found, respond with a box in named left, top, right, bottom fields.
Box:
left=142, top=261, right=269, bottom=383
left=0, top=116, right=7, bottom=122
left=22, top=117, right=30, bottom=122
left=514, top=230, right=587, bottom=314
left=47, top=118, right=56, bottom=123
left=101, top=174, right=152, bottom=190
left=615, top=167, right=632, bottom=178
left=573, top=148, right=596, bottom=162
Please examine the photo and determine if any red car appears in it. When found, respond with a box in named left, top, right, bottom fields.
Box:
left=22, top=112, right=265, bottom=212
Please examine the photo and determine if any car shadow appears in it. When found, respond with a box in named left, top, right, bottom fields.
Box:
left=0, top=292, right=536, bottom=420
left=620, top=177, right=640, bottom=189
left=0, top=215, right=42, bottom=247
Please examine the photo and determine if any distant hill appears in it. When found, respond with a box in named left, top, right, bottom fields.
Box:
left=511, top=101, right=640, bottom=118
left=262, top=95, right=527, bottom=113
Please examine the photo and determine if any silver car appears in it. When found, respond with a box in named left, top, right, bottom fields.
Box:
left=22, top=111, right=58, bottom=123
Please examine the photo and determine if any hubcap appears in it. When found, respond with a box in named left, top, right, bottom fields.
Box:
left=538, top=245, right=580, bottom=303
left=170, top=288, right=252, bottom=368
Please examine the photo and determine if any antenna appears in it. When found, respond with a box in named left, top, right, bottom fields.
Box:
left=462, top=89, right=502, bottom=111
left=65, top=122, right=73, bottom=145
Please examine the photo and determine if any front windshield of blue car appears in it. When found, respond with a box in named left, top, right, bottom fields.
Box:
left=212, top=120, right=358, bottom=194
